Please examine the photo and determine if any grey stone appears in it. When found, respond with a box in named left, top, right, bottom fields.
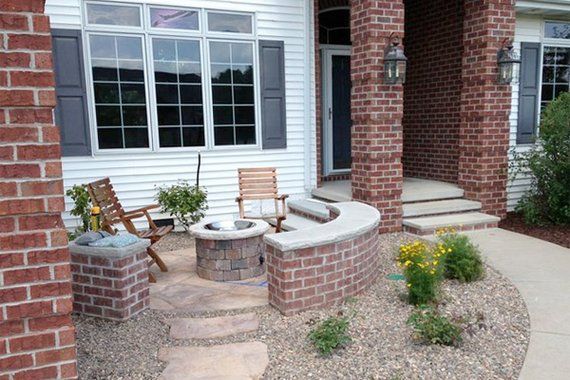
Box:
left=69, top=239, right=150, bottom=259
left=168, top=313, right=259, bottom=340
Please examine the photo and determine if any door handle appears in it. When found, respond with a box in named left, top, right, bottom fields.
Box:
left=328, top=107, right=332, bottom=120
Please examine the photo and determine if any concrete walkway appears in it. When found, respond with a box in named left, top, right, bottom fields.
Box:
left=464, top=228, right=570, bottom=380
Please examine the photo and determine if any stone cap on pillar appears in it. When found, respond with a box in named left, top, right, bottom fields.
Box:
left=69, top=239, right=151, bottom=259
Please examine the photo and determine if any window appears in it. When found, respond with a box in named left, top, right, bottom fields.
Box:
left=89, top=34, right=149, bottom=149
left=84, top=3, right=257, bottom=151
left=545, top=21, right=570, bottom=40
left=86, top=3, right=141, bottom=27
left=210, top=41, right=256, bottom=145
left=541, top=46, right=569, bottom=109
left=150, top=7, right=199, bottom=30
left=318, top=8, right=350, bottom=45
left=153, top=38, right=205, bottom=147
left=207, top=12, right=253, bottom=34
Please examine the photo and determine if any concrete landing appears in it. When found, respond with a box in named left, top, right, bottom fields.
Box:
left=150, top=249, right=268, bottom=313
left=464, top=228, right=570, bottom=380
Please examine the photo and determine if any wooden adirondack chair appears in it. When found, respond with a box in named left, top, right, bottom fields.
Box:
left=235, top=167, right=288, bottom=232
left=87, top=177, right=172, bottom=282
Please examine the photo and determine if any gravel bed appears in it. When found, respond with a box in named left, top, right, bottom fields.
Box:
left=74, top=232, right=530, bottom=379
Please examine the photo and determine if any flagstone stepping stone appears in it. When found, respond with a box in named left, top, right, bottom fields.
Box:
left=158, top=342, right=268, bottom=380
left=168, top=313, right=259, bottom=340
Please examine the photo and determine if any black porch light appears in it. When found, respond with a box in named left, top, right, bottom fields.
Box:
left=497, top=39, right=521, bottom=85
left=384, top=34, right=407, bottom=84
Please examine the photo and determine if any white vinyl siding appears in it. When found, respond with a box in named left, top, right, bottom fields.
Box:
left=46, top=0, right=315, bottom=230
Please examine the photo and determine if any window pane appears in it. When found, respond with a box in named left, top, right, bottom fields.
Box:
left=159, top=127, right=182, bottom=147
left=124, top=128, right=149, bottom=148
left=208, top=12, right=252, bottom=34
left=181, top=106, right=203, bottom=125
left=120, top=84, right=146, bottom=104
left=183, top=127, right=205, bottom=147
left=157, top=106, right=180, bottom=126
left=542, top=84, right=554, bottom=102
left=180, top=85, right=202, bottom=104
left=150, top=7, right=199, bottom=30
left=545, top=22, right=570, bottom=39
left=94, top=83, right=119, bottom=103
left=156, top=84, right=179, bottom=104
left=89, top=35, right=149, bottom=149
left=214, top=127, right=234, bottom=145
left=87, top=3, right=141, bottom=27
left=96, top=106, right=121, bottom=126
left=98, top=128, right=123, bottom=149
left=153, top=38, right=205, bottom=147
left=543, top=66, right=555, bottom=83
left=210, top=41, right=256, bottom=146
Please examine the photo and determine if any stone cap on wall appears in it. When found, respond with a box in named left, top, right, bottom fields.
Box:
left=264, top=202, right=381, bottom=251
left=69, top=239, right=151, bottom=259
left=190, top=219, right=270, bottom=240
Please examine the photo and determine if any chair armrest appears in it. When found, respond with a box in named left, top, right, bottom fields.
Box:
left=122, top=212, right=145, bottom=221
left=278, top=194, right=289, bottom=200
left=124, top=204, right=160, bottom=216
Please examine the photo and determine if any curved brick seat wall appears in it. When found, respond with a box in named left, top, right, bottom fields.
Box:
left=264, top=202, right=381, bottom=315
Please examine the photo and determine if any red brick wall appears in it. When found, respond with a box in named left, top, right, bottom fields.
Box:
left=350, top=0, right=405, bottom=233
left=266, top=228, right=380, bottom=316
left=0, top=1, right=78, bottom=378
left=402, top=0, right=463, bottom=183
left=459, top=0, right=515, bottom=218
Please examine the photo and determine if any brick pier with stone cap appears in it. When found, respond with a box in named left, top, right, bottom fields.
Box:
left=190, top=219, right=270, bottom=281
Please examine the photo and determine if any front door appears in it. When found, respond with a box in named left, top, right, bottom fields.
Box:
left=323, top=49, right=352, bottom=175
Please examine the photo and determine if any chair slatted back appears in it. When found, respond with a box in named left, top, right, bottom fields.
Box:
left=87, top=178, right=128, bottom=232
left=238, top=167, right=278, bottom=200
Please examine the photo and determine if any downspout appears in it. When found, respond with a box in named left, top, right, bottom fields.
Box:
left=303, top=0, right=315, bottom=195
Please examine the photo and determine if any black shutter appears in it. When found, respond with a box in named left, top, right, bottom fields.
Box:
left=52, top=29, right=91, bottom=156
left=259, top=40, right=287, bottom=149
left=517, top=42, right=541, bottom=144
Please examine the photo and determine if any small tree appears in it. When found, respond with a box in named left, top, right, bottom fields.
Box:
left=66, top=184, right=92, bottom=233
left=512, top=92, right=570, bottom=225
left=156, top=181, right=208, bottom=231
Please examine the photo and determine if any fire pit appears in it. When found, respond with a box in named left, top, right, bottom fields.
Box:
left=189, top=219, right=269, bottom=281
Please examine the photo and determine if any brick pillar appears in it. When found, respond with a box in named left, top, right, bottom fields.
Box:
left=350, top=0, right=405, bottom=233
left=459, top=0, right=516, bottom=218
left=0, top=1, right=78, bottom=378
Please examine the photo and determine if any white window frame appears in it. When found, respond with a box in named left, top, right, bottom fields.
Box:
left=81, top=1, right=260, bottom=155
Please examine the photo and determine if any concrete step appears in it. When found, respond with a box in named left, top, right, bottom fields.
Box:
left=287, top=199, right=330, bottom=223
left=403, top=199, right=482, bottom=218
left=403, top=212, right=500, bottom=236
left=267, top=213, right=322, bottom=232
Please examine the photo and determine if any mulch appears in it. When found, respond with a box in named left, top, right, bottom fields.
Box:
left=499, top=212, right=570, bottom=249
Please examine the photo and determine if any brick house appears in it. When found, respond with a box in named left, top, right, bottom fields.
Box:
left=1, top=0, right=569, bottom=377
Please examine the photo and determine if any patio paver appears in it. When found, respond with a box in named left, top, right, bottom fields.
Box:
left=158, top=342, right=268, bottom=380
left=168, top=313, right=259, bottom=340
left=464, top=228, right=570, bottom=380
left=149, top=249, right=268, bottom=313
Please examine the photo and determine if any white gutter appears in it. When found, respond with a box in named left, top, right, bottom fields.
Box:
left=303, top=0, right=315, bottom=194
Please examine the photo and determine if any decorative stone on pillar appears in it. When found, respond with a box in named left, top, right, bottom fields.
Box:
left=459, top=0, right=516, bottom=219
left=69, top=240, right=151, bottom=321
left=350, top=0, right=406, bottom=233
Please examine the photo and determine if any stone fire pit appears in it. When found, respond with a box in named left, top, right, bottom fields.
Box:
left=189, top=219, right=270, bottom=281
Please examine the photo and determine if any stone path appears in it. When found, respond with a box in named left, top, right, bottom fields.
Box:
left=464, top=228, right=570, bottom=380
left=150, top=249, right=269, bottom=379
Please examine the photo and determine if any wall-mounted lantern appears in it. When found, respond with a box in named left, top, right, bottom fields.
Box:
left=497, top=39, right=521, bottom=85
left=384, top=34, right=407, bottom=84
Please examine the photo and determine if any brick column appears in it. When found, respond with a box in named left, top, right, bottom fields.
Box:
left=0, top=1, right=78, bottom=378
left=350, top=0, right=405, bottom=233
left=459, top=0, right=516, bottom=218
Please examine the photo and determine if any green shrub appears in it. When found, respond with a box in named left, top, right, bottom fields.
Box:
left=65, top=184, right=92, bottom=234
left=156, top=181, right=208, bottom=231
left=397, top=241, right=445, bottom=305
left=407, top=306, right=462, bottom=346
left=308, top=315, right=351, bottom=356
left=437, top=230, right=484, bottom=283
left=511, top=92, right=570, bottom=225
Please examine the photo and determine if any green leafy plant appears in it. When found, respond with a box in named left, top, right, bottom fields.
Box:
left=308, top=314, right=352, bottom=356
left=510, top=92, right=570, bottom=225
left=397, top=241, right=446, bottom=305
left=437, top=228, right=484, bottom=283
left=156, top=180, right=208, bottom=231
left=407, top=306, right=462, bottom=346
left=65, top=184, right=92, bottom=234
